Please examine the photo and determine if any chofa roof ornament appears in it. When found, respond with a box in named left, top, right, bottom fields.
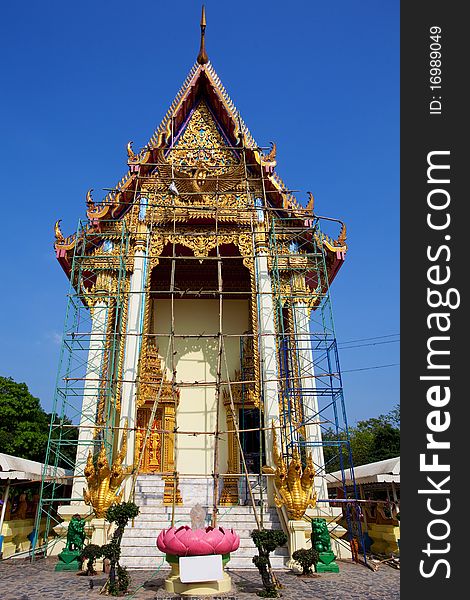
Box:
left=197, top=5, right=209, bottom=65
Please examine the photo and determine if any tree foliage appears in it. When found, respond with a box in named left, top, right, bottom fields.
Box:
left=0, top=376, right=49, bottom=461
left=0, top=375, right=78, bottom=467
left=323, top=404, right=400, bottom=472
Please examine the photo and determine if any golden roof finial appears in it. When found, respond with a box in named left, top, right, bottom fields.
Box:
left=197, top=5, right=208, bottom=65
left=265, top=141, right=277, bottom=162
left=336, top=221, right=347, bottom=246
left=54, top=219, right=65, bottom=243
left=127, top=141, right=135, bottom=158
left=306, top=192, right=315, bottom=212
left=86, top=188, right=94, bottom=210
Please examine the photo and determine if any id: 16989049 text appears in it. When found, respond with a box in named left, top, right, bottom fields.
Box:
left=429, top=26, right=442, bottom=115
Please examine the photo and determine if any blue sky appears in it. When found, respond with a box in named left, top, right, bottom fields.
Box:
left=0, top=1, right=399, bottom=424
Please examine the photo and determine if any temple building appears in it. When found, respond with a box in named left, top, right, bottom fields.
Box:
left=40, top=8, right=353, bottom=568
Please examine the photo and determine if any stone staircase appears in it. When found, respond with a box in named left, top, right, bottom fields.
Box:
left=120, top=475, right=289, bottom=570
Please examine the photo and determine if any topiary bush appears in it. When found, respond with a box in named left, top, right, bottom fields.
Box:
left=115, top=565, right=131, bottom=593
left=251, top=529, right=288, bottom=597
left=103, top=502, right=140, bottom=596
left=292, top=548, right=319, bottom=576
left=80, top=543, right=102, bottom=575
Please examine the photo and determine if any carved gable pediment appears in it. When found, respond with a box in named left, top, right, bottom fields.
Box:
left=141, top=101, right=260, bottom=222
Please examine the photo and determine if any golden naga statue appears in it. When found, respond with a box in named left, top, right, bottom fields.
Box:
left=263, top=423, right=317, bottom=520
left=83, top=425, right=132, bottom=518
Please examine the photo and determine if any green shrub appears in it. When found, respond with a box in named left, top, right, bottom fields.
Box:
left=80, top=543, right=102, bottom=575
left=103, top=502, right=139, bottom=595
left=251, top=529, right=287, bottom=597
left=292, top=548, right=319, bottom=575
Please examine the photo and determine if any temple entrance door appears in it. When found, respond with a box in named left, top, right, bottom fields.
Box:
left=135, top=406, right=163, bottom=473
left=239, top=408, right=263, bottom=474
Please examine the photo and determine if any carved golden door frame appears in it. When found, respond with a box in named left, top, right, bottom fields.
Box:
left=220, top=335, right=259, bottom=506
left=135, top=405, right=163, bottom=473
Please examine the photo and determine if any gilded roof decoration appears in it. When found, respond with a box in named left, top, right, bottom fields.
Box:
left=171, top=101, right=237, bottom=173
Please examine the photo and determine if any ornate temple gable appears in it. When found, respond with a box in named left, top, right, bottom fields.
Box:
left=53, top=10, right=347, bottom=282
left=172, top=100, right=237, bottom=174
left=138, top=99, right=258, bottom=224
left=90, top=61, right=291, bottom=225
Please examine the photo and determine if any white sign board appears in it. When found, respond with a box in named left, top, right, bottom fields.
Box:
left=179, top=555, right=223, bottom=583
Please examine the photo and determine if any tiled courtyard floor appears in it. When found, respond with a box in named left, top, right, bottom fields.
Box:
left=0, top=557, right=399, bottom=600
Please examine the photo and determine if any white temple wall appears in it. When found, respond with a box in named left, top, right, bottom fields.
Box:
left=153, top=298, right=249, bottom=476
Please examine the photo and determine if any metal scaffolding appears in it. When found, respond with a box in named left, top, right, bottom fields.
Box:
left=33, top=120, right=364, bottom=564
left=34, top=221, right=130, bottom=552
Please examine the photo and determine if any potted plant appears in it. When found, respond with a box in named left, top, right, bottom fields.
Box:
left=156, top=503, right=240, bottom=595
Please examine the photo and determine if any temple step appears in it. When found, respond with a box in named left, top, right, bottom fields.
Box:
left=120, top=475, right=289, bottom=570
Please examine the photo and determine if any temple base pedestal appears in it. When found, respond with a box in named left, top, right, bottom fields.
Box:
left=286, top=519, right=311, bottom=569
left=164, top=558, right=232, bottom=596
left=315, top=551, right=339, bottom=573
left=89, top=518, right=113, bottom=571
left=55, top=549, right=81, bottom=571
left=165, top=572, right=232, bottom=596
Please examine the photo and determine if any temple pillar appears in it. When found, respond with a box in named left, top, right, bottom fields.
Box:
left=292, top=300, right=328, bottom=502
left=253, top=219, right=280, bottom=510
left=71, top=297, right=108, bottom=501
left=255, top=248, right=280, bottom=468
left=120, top=229, right=148, bottom=498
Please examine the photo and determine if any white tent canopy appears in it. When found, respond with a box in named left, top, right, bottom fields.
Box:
left=326, top=456, right=400, bottom=487
left=0, top=452, right=72, bottom=483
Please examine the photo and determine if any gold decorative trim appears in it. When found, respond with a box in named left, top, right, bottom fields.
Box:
left=114, top=277, right=130, bottom=411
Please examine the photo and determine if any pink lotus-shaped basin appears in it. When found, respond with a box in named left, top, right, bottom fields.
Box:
left=157, top=526, right=240, bottom=556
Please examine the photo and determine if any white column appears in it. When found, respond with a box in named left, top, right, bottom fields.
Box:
left=119, top=240, right=148, bottom=479
left=255, top=249, right=280, bottom=468
left=72, top=299, right=108, bottom=501
left=292, top=301, right=328, bottom=502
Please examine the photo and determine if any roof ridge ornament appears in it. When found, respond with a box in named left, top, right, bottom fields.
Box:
left=54, top=219, right=65, bottom=244
left=127, top=141, right=135, bottom=158
left=306, top=192, right=315, bottom=213
left=336, top=222, right=347, bottom=246
left=86, top=189, right=94, bottom=211
left=197, top=5, right=208, bottom=65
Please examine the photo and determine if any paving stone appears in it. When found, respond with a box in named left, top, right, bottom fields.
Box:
left=0, top=557, right=399, bottom=599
